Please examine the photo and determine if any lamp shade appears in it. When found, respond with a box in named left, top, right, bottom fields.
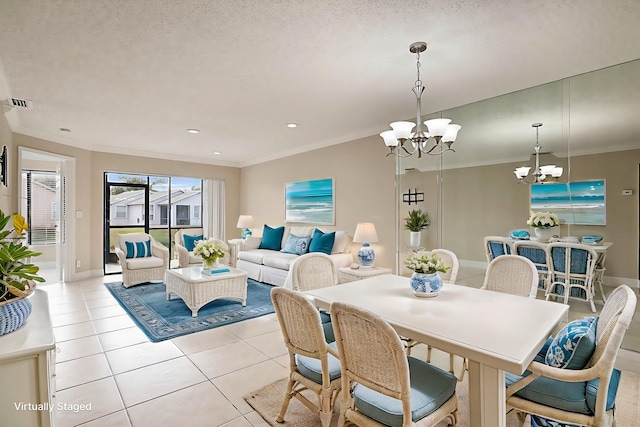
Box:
left=353, top=223, right=378, bottom=243
left=236, top=215, right=254, bottom=229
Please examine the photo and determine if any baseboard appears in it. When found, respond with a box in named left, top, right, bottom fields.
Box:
left=459, top=259, right=488, bottom=269
left=605, top=275, right=640, bottom=290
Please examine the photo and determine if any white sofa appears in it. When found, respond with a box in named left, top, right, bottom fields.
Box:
left=236, top=225, right=354, bottom=287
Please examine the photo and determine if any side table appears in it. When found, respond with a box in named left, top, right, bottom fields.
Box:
left=338, top=266, right=392, bottom=284
left=227, top=238, right=245, bottom=267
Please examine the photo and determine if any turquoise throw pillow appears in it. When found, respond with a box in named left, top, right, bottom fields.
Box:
left=545, top=316, right=597, bottom=369
left=281, top=234, right=311, bottom=255
left=125, top=240, right=152, bottom=259
left=259, top=225, right=285, bottom=250
left=309, top=229, right=335, bottom=255
left=183, top=234, right=203, bottom=252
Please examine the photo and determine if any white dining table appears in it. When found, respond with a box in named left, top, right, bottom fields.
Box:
left=305, top=274, right=569, bottom=427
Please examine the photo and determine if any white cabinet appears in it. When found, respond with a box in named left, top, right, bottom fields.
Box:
left=0, top=290, right=56, bottom=427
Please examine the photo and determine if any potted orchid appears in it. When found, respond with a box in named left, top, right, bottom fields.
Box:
left=404, top=250, right=449, bottom=297
left=527, top=211, right=560, bottom=242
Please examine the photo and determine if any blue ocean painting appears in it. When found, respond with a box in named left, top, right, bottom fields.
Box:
left=285, top=178, right=334, bottom=224
left=530, top=180, right=605, bottom=225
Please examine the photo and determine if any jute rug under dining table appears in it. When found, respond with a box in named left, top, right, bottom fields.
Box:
left=244, top=370, right=639, bottom=426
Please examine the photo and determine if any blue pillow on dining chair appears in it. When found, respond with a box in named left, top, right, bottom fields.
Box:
left=545, top=316, right=597, bottom=370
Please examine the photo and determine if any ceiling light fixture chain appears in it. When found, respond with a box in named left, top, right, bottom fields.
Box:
left=514, top=122, right=563, bottom=184
left=380, top=41, right=461, bottom=158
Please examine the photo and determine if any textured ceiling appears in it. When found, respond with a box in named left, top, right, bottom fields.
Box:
left=1, top=0, right=640, bottom=168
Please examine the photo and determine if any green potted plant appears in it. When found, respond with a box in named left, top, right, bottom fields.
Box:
left=0, top=210, right=45, bottom=335
left=404, top=209, right=431, bottom=247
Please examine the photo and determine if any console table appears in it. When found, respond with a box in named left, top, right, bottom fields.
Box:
left=338, top=266, right=392, bottom=283
left=0, top=290, right=56, bottom=427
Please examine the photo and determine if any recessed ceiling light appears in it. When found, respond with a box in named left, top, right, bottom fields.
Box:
left=187, top=128, right=199, bottom=134
left=59, top=128, right=71, bottom=132
left=213, top=151, right=222, bottom=155
left=286, top=123, right=298, bottom=128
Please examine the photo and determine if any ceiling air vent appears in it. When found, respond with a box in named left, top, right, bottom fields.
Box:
left=10, top=98, right=34, bottom=109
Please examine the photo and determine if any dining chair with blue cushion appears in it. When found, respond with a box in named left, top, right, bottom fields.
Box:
left=506, top=285, right=637, bottom=427
left=330, top=301, right=458, bottom=427
left=484, top=236, right=513, bottom=263
left=546, top=242, right=599, bottom=312
left=270, top=287, right=341, bottom=427
left=513, top=240, right=551, bottom=293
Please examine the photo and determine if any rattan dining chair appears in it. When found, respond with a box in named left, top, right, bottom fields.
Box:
left=481, top=254, right=539, bottom=298
left=270, top=287, right=341, bottom=427
left=546, top=242, right=599, bottom=313
left=289, top=252, right=338, bottom=291
left=330, top=301, right=458, bottom=427
left=484, top=236, right=513, bottom=263
left=506, top=285, right=637, bottom=427
left=288, top=252, right=338, bottom=342
left=448, top=255, right=539, bottom=382
left=513, top=240, right=551, bottom=293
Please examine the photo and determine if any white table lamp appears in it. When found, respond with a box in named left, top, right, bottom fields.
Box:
left=353, top=222, right=378, bottom=268
left=237, top=215, right=254, bottom=239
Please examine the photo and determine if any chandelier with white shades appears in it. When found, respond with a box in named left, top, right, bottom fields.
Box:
left=380, top=42, right=461, bottom=158
left=514, top=123, right=563, bottom=184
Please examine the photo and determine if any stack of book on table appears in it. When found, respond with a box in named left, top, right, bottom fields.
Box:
left=202, top=267, right=231, bottom=275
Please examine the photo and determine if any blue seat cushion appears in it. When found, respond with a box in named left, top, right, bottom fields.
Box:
left=352, top=357, right=456, bottom=427
left=505, top=368, right=621, bottom=415
left=183, top=234, right=203, bottom=252
left=545, top=316, right=597, bottom=370
left=319, top=311, right=334, bottom=343
left=295, top=341, right=341, bottom=384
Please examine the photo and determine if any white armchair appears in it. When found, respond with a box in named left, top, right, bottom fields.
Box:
left=174, top=228, right=204, bottom=268
left=114, top=233, right=169, bottom=288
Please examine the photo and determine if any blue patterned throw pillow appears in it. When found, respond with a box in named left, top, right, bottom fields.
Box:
left=281, top=233, right=311, bottom=255
left=125, top=240, right=152, bottom=259
left=545, top=316, right=597, bottom=369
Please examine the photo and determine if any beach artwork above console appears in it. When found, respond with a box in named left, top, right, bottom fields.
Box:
left=530, top=180, right=605, bottom=225
left=285, top=177, right=335, bottom=225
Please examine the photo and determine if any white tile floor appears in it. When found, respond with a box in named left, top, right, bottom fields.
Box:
left=41, top=268, right=640, bottom=427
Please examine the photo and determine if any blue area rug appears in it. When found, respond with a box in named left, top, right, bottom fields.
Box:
left=104, top=279, right=275, bottom=342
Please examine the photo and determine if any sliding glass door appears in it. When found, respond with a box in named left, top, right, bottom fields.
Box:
left=104, top=173, right=204, bottom=274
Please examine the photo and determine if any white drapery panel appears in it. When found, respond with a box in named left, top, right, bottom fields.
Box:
left=203, top=179, right=226, bottom=240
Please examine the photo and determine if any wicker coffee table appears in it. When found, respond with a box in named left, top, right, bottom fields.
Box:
left=164, top=266, right=248, bottom=317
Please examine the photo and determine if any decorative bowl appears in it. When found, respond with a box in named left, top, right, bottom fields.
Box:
left=410, top=272, right=443, bottom=298
left=510, top=229, right=530, bottom=240
left=581, top=235, right=603, bottom=244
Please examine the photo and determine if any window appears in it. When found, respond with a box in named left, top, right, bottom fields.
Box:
left=194, top=205, right=200, bottom=218
left=149, top=205, right=155, bottom=221
left=116, top=205, right=127, bottom=218
left=176, top=205, right=190, bottom=225
left=22, top=170, right=58, bottom=245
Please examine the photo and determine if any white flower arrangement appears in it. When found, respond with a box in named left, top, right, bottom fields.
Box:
left=404, top=250, right=449, bottom=275
left=193, top=239, right=227, bottom=263
left=527, top=211, right=560, bottom=229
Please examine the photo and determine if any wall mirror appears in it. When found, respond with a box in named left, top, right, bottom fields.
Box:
left=396, top=58, right=640, bottom=352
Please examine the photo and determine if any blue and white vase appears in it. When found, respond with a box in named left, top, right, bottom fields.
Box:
left=410, top=272, right=443, bottom=297
left=357, top=243, right=375, bottom=268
